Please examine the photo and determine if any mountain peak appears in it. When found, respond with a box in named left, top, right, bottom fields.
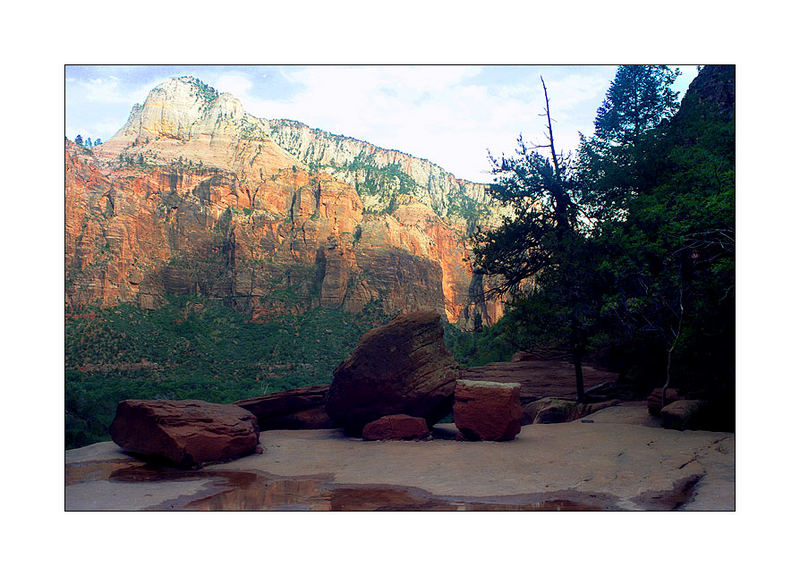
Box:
left=108, top=76, right=244, bottom=143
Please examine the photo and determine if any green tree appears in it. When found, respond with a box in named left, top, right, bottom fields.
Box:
left=589, top=66, right=734, bottom=426
left=595, top=65, right=680, bottom=147
left=579, top=65, right=681, bottom=221
left=473, top=78, right=595, bottom=401
left=75, top=134, right=83, bottom=146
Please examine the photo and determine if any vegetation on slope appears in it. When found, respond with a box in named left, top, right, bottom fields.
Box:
left=65, top=296, right=388, bottom=449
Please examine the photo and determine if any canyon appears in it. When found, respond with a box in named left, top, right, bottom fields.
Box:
left=65, top=76, right=504, bottom=325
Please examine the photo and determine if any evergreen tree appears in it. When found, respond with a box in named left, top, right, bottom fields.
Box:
left=590, top=66, right=735, bottom=427
left=473, top=78, right=596, bottom=401
left=94, top=138, right=102, bottom=146
left=578, top=65, right=681, bottom=221
left=594, top=65, right=680, bottom=147
left=75, top=134, right=83, bottom=146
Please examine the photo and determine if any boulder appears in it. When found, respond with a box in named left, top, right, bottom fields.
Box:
left=362, top=414, right=430, bottom=441
left=661, top=400, right=709, bottom=431
left=647, top=388, right=683, bottom=416
left=453, top=380, right=522, bottom=441
left=523, top=398, right=576, bottom=425
left=235, top=385, right=336, bottom=430
left=521, top=397, right=621, bottom=425
left=109, top=399, right=260, bottom=467
left=326, top=311, right=460, bottom=435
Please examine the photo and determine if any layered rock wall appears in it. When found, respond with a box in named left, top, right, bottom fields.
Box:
left=66, top=76, right=503, bottom=324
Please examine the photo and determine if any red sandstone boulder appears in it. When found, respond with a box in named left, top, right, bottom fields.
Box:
left=661, top=399, right=709, bottom=431
left=453, top=379, right=523, bottom=441
left=235, top=385, right=335, bottom=430
left=362, top=414, right=430, bottom=441
left=521, top=397, right=621, bottom=425
left=647, top=388, right=683, bottom=416
left=109, top=399, right=260, bottom=467
left=511, top=351, right=538, bottom=362
left=326, top=311, right=460, bottom=435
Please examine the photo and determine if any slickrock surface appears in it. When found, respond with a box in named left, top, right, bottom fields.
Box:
left=67, top=402, right=734, bottom=511
left=461, top=359, right=619, bottom=404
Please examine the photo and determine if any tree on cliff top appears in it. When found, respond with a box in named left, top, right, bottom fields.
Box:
left=579, top=65, right=681, bottom=221
left=595, top=65, right=680, bottom=147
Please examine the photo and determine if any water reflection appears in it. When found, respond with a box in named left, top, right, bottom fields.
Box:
left=67, top=460, right=616, bottom=511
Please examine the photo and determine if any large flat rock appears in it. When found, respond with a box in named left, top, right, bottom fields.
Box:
left=67, top=402, right=734, bottom=511
left=461, top=359, right=618, bottom=404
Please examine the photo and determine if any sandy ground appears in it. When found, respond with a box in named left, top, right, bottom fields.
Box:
left=65, top=402, right=734, bottom=511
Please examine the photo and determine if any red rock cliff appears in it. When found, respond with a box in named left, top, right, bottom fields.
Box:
left=65, top=76, right=503, bottom=325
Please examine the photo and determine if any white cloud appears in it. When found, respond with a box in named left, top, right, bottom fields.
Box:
left=236, top=66, right=560, bottom=181
left=214, top=74, right=253, bottom=98
left=71, top=75, right=151, bottom=105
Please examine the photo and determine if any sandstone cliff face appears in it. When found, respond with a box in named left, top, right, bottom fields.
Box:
left=266, top=119, right=494, bottom=222
left=66, top=76, right=503, bottom=325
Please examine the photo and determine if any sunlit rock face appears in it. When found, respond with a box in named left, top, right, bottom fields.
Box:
left=66, top=76, right=504, bottom=324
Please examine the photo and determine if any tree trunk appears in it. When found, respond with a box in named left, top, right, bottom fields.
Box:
left=662, top=282, right=684, bottom=409
left=571, top=310, right=586, bottom=403
left=573, top=347, right=585, bottom=403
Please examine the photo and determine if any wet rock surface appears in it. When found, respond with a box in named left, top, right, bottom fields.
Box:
left=68, top=402, right=735, bottom=511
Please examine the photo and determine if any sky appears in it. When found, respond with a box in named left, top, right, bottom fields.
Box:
left=66, top=65, right=698, bottom=184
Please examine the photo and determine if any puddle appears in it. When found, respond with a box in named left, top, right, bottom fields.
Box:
left=177, top=476, right=616, bottom=511
left=66, top=459, right=153, bottom=486
left=67, top=459, right=619, bottom=511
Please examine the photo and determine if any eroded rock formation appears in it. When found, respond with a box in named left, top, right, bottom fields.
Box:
left=234, top=385, right=335, bottom=430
